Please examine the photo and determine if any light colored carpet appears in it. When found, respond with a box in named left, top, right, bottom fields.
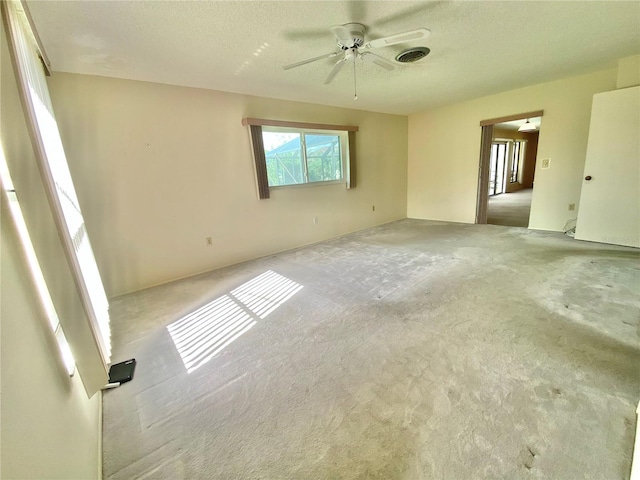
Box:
left=104, top=219, right=639, bottom=479
left=487, top=188, right=533, bottom=227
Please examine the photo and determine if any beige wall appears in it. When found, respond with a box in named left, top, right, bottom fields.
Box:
left=492, top=128, right=528, bottom=141
left=407, top=68, right=617, bottom=230
left=47, top=74, right=408, bottom=296
left=617, top=55, right=640, bottom=89
left=1, top=198, right=102, bottom=480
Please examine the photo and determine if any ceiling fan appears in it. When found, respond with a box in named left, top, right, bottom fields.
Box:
left=283, top=23, right=430, bottom=98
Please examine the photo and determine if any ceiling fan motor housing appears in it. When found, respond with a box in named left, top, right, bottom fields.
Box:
left=336, top=23, right=366, bottom=49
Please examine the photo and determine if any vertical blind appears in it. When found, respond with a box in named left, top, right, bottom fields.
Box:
left=3, top=0, right=111, bottom=394
left=249, top=125, right=270, bottom=199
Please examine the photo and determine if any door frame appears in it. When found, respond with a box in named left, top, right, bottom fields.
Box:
left=475, top=110, right=544, bottom=224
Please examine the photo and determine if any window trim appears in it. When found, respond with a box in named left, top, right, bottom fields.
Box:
left=242, top=117, right=358, bottom=132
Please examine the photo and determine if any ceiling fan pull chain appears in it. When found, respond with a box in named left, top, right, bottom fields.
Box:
left=353, top=56, right=358, bottom=101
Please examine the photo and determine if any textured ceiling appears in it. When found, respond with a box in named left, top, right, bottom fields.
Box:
left=27, top=1, right=640, bottom=115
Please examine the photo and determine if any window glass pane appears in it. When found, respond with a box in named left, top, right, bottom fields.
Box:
left=305, top=134, right=342, bottom=183
left=261, top=129, right=345, bottom=187
left=511, top=141, right=520, bottom=183
left=495, top=143, right=506, bottom=194
left=489, top=144, right=498, bottom=195
left=263, top=131, right=304, bottom=186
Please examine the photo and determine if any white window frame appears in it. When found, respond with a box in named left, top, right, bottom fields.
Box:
left=262, top=126, right=349, bottom=189
left=242, top=118, right=358, bottom=199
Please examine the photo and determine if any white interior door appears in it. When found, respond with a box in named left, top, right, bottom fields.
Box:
left=575, top=86, right=640, bottom=248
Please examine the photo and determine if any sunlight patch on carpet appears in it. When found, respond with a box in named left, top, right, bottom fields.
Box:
left=231, top=270, right=303, bottom=319
left=168, top=271, right=302, bottom=373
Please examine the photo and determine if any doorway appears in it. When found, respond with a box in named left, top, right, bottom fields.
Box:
left=476, top=111, right=543, bottom=227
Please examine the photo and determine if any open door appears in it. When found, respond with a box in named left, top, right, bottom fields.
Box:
left=575, top=86, right=640, bottom=248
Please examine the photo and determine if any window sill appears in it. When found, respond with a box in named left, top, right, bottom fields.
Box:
left=269, top=180, right=346, bottom=190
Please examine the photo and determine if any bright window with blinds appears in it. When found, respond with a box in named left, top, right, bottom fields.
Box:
left=510, top=140, right=527, bottom=184
left=4, top=0, right=112, bottom=378
left=1, top=146, right=76, bottom=375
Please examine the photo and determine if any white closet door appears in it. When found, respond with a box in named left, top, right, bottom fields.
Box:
left=575, top=86, right=640, bottom=248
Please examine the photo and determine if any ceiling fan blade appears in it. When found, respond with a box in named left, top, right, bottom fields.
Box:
left=363, top=28, right=430, bottom=50
left=324, top=58, right=347, bottom=84
left=360, top=52, right=395, bottom=71
left=283, top=52, right=339, bottom=70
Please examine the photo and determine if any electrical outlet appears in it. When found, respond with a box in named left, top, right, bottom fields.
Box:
left=568, top=203, right=575, bottom=211
left=205, top=236, right=213, bottom=246
left=541, top=158, right=551, bottom=169
left=313, top=216, right=318, bottom=225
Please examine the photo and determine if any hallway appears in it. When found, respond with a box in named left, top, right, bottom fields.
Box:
left=487, top=188, right=533, bottom=227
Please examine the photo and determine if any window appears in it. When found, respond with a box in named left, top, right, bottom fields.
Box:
left=510, top=140, right=526, bottom=183
left=490, top=138, right=528, bottom=195
left=4, top=0, right=111, bottom=393
left=489, top=141, right=508, bottom=196
left=262, top=128, right=345, bottom=187
left=1, top=146, right=75, bottom=375
left=242, top=118, right=357, bottom=199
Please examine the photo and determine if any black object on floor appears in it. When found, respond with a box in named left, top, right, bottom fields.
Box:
left=108, top=359, right=136, bottom=384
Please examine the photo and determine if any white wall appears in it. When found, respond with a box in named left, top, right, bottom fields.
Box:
left=1, top=198, right=102, bottom=480
left=407, top=68, right=617, bottom=230
left=47, top=74, right=408, bottom=297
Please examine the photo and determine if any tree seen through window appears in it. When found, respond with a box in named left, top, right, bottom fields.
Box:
left=263, top=130, right=343, bottom=187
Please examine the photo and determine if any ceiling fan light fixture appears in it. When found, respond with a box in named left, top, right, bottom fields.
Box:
left=518, top=119, right=537, bottom=132
left=283, top=23, right=430, bottom=100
